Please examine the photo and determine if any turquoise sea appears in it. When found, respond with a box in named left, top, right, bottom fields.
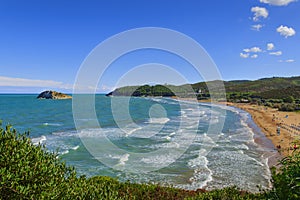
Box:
left=0, top=94, right=278, bottom=192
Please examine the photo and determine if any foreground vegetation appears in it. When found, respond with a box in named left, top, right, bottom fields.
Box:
left=1, top=123, right=299, bottom=199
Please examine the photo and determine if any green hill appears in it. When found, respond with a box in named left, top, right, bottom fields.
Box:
left=107, top=76, right=300, bottom=100
left=223, top=76, right=300, bottom=94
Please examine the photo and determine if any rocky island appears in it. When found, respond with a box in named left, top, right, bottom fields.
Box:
left=37, top=90, right=72, bottom=99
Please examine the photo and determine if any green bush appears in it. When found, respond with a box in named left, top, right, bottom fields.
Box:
left=268, top=99, right=284, bottom=104
left=278, top=103, right=296, bottom=111
left=186, top=187, right=262, bottom=200
left=264, top=102, right=273, bottom=108
left=0, top=124, right=71, bottom=199
left=0, top=122, right=121, bottom=199
left=283, top=96, right=295, bottom=103
left=267, top=149, right=300, bottom=200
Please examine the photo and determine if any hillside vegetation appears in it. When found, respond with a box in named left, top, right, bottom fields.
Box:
left=107, top=76, right=300, bottom=111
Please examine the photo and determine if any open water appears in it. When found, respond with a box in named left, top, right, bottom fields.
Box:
left=0, top=94, right=278, bottom=192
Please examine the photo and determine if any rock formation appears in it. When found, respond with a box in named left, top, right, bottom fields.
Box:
left=37, top=91, right=72, bottom=99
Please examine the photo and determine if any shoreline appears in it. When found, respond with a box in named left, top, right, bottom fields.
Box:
left=218, top=102, right=300, bottom=157
left=142, top=96, right=299, bottom=159
left=174, top=97, right=299, bottom=162
left=174, top=97, right=285, bottom=167
left=228, top=104, right=283, bottom=167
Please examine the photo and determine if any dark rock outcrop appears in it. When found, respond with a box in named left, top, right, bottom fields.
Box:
left=37, top=91, right=72, bottom=99
left=105, top=92, right=113, bottom=97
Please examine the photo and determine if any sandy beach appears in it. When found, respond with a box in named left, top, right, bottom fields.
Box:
left=227, top=103, right=300, bottom=156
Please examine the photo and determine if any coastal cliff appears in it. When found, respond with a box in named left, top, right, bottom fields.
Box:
left=37, top=91, right=72, bottom=99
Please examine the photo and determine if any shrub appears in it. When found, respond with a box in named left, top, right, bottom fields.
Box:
left=267, top=149, right=300, bottom=200
left=186, top=187, right=262, bottom=200
left=0, top=122, right=121, bottom=199
left=266, top=99, right=283, bottom=104
left=278, top=103, right=296, bottom=111
left=284, top=96, right=295, bottom=103
left=264, top=102, right=273, bottom=108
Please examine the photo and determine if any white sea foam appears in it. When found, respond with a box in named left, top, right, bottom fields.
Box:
left=188, top=155, right=207, bottom=168
left=52, top=130, right=78, bottom=137
left=261, top=156, right=273, bottom=188
left=238, top=150, right=244, bottom=154
left=78, top=129, right=107, bottom=138
left=151, top=142, right=180, bottom=149
left=119, top=153, right=130, bottom=165
left=31, top=135, right=47, bottom=145
left=208, top=103, right=240, bottom=114
left=185, top=108, right=195, bottom=111
left=210, top=118, right=219, bottom=125
left=163, top=136, right=172, bottom=141
left=187, top=150, right=213, bottom=188
left=124, top=126, right=142, bottom=137
left=247, top=156, right=264, bottom=166
left=150, top=98, right=178, bottom=105
left=235, top=144, right=249, bottom=150
left=169, top=132, right=176, bottom=136
left=198, top=110, right=206, bottom=115
left=141, top=154, right=177, bottom=165
left=71, top=145, right=80, bottom=150
left=108, top=153, right=130, bottom=166
left=148, top=117, right=170, bottom=124
left=189, top=168, right=213, bottom=189
left=60, top=150, right=69, bottom=155
left=43, top=122, right=62, bottom=126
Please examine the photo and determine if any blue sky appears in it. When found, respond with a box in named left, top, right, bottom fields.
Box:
left=0, top=0, right=299, bottom=93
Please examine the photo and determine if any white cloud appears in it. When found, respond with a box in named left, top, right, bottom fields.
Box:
left=243, top=47, right=262, bottom=53
left=251, top=7, right=268, bottom=21
left=251, top=24, right=263, bottom=31
left=0, top=76, right=107, bottom=93
left=240, top=53, right=249, bottom=58
left=260, top=0, right=297, bottom=6
left=267, top=43, right=275, bottom=50
left=0, top=76, right=75, bottom=90
left=100, top=84, right=116, bottom=92
left=279, top=59, right=295, bottom=62
left=251, top=54, right=258, bottom=58
left=277, top=25, right=296, bottom=38
left=286, top=59, right=295, bottom=62
left=251, top=47, right=262, bottom=53
left=269, top=51, right=282, bottom=56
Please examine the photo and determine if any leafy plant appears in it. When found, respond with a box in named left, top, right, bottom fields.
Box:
left=268, top=149, right=300, bottom=200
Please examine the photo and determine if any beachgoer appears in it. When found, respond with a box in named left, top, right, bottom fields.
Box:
left=276, top=126, right=281, bottom=136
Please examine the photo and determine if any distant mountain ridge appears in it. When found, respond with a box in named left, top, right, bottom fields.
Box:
left=107, top=76, right=300, bottom=99
left=222, top=76, right=300, bottom=93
